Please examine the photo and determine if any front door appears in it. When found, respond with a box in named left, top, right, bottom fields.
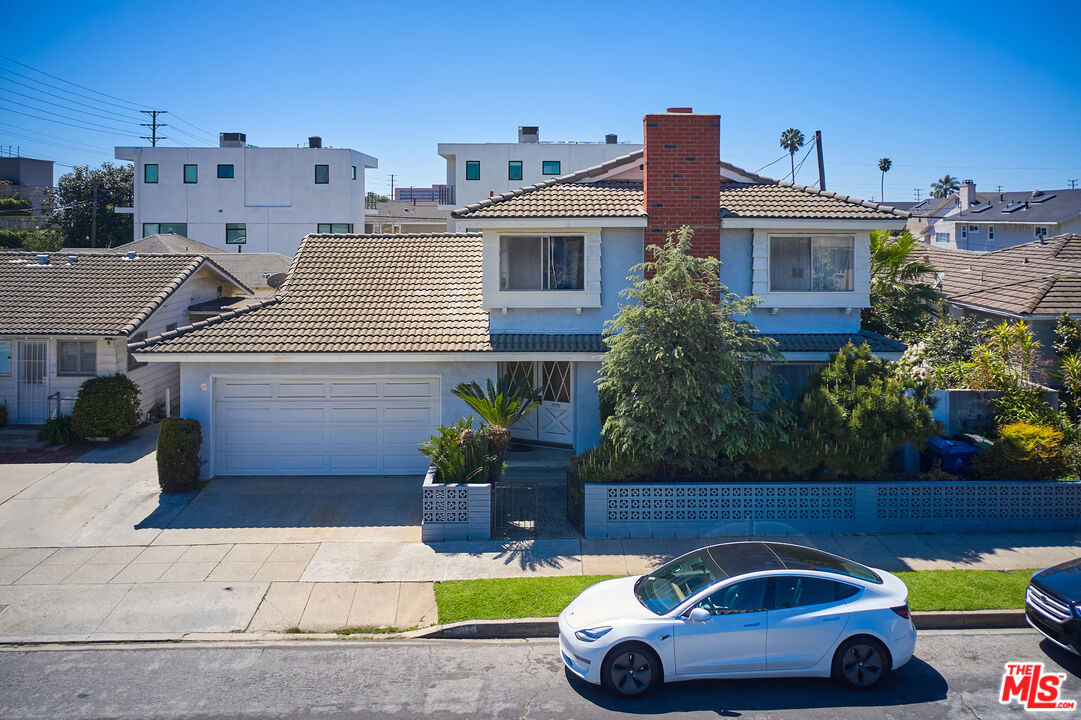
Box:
left=16, top=340, right=48, bottom=424
left=501, top=361, right=574, bottom=446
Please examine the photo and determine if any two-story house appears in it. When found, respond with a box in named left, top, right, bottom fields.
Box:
left=924, top=180, right=1081, bottom=251
left=131, top=108, right=907, bottom=479
left=115, top=134, right=378, bottom=256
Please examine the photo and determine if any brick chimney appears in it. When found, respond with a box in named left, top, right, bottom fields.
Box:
left=643, top=108, right=721, bottom=258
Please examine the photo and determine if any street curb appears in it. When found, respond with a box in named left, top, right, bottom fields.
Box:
left=415, top=610, right=1029, bottom=639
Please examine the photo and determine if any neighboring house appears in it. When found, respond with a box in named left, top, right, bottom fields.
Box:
left=114, top=133, right=378, bottom=256
left=87, top=233, right=292, bottom=298
left=394, top=185, right=450, bottom=203
left=0, top=155, right=54, bottom=229
left=0, top=252, right=250, bottom=424
left=439, top=125, right=641, bottom=211
left=925, top=180, right=1081, bottom=251
left=132, top=108, right=907, bottom=479
left=363, top=201, right=450, bottom=234
left=921, top=233, right=1081, bottom=367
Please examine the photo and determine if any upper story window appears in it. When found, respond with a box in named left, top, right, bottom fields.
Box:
left=935, top=232, right=951, bottom=243
left=217, top=164, right=234, bottom=179
left=351, top=165, right=357, bottom=180
left=58, top=340, right=96, bottom=376
left=968, top=225, right=979, bottom=232
left=499, top=235, right=584, bottom=290
left=314, top=165, right=330, bottom=184
left=988, top=225, right=994, bottom=239
left=508, top=161, right=523, bottom=181
left=183, top=164, right=198, bottom=183
left=960, top=226, right=967, bottom=240
left=1035, top=226, right=1048, bottom=238
left=225, top=223, right=246, bottom=246
left=769, top=235, right=853, bottom=292
left=144, top=164, right=158, bottom=183
left=143, top=223, right=188, bottom=237
left=465, top=161, right=480, bottom=181
left=317, top=223, right=353, bottom=233
left=542, top=160, right=561, bottom=175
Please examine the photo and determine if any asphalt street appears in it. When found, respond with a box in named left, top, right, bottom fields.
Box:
left=2, top=629, right=1079, bottom=719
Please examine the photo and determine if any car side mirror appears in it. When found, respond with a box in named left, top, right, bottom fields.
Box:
left=685, top=607, right=711, bottom=624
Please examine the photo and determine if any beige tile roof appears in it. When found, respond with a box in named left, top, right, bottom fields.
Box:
left=134, top=234, right=490, bottom=354
left=719, top=182, right=909, bottom=220
left=0, top=252, right=248, bottom=337
left=452, top=150, right=908, bottom=221
left=921, top=234, right=1081, bottom=316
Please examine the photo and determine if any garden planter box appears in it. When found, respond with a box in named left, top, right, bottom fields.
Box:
left=421, top=465, right=492, bottom=542
left=576, top=475, right=1081, bottom=539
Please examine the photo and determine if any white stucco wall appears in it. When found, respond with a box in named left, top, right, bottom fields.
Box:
left=438, top=141, right=641, bottom=208
left=116, top=145, right=377, bottom=255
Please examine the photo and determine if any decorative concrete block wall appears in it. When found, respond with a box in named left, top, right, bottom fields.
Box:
left=421, top=466, right=491, bottom=542
left=582, top=480, right=1081, bottom=538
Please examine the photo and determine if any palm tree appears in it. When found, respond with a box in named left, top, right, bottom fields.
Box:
left=862, top=229, right=942, bottom=338
left=931, top=175, right=961, bottom=198
left=878, top=158, right=892, bottom=202
left=779, top=128, right=805, bottom=182
left=452, top=375, right=540, bottom=481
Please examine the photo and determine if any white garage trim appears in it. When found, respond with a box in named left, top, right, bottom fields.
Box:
left=209, top=375, right=440, bottom=477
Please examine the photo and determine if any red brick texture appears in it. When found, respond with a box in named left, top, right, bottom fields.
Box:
left=643, top=109, right=721, bottom=259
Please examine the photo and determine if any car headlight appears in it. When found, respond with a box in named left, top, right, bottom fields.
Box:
left=574, top=626, right=612, bottom=642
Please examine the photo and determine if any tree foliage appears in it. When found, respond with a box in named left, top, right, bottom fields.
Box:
left=41, top=163, right=133, bottom=248
left=1053, top=313, right=1081, bottom=359
left=750, top=343, right=940, bottom=479
left=861, top=230, right=942, bottom=339
left=931, top=174, right=960, bottom=198
left=452, top=375, right=540, bottom=481
left=779, top=128, right=805, bottom=182
left=878, top=158, right=892, bottom=201
left=599, top=226, right=788, bottom=475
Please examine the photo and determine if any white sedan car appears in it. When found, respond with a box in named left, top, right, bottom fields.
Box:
left=558, top=541, right=916, bottom=697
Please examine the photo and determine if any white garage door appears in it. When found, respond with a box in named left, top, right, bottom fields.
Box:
left=213, top=377, right=440, bottom=476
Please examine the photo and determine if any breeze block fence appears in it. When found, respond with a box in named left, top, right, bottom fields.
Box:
left=580, top=480, right=1081, bottom=539
left=421, top=465, right=492, bottom=542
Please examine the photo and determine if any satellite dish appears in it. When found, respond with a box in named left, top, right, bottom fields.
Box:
left=266, top=272, right=288, bottom=289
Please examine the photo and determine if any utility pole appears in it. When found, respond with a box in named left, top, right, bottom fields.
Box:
left=139, top=110, right=168, bottom=146
left=1069, top=179, right=1078, bottom=190
left=914, top=188, right=921, bottom=201
left=814, top=130, right=826, bottom=191
left=90, top=180, right=99, bottom=249
left=996, top=185, right=1004, bottom=192
left=387, top=174, right=397, bottom=199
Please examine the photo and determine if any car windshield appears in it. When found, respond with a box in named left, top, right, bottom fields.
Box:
left=634, top=549, right=727, bottom=615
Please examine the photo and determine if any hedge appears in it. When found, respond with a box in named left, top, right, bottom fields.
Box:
left=71, top=374, right=142, bottom=440
left=156, top=418, right=203, bottom=493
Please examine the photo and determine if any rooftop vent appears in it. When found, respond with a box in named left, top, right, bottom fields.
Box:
left=1032, top=189, right=1043, bottom=197
left=518, top=126, right=539, bottom=143
left=308, top=136, right=322, bottom=149
left=37, top=254, right=48, bottom=265
left=605, top=133, right=618, bottom=144
left=220, top=132, right=246, bottom=148
left=126, top=251, right=137, bottom=261
left=67, top=255, right=78, bottom=264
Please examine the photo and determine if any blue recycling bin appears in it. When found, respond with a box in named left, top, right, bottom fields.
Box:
left=926, top=437, right=979, bottom=475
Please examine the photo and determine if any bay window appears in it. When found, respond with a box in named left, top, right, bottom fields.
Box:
left=500, top=235, right=584, bottom=290
left=769, top=235, right=854, bottom=292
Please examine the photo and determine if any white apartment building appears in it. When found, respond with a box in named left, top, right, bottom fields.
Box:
left=438, top=126, right=641, bottom=226
left=116, top=134, right=378, bottom=255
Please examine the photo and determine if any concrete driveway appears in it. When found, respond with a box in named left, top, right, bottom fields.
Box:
left=0, top=425, right=422, bottom=549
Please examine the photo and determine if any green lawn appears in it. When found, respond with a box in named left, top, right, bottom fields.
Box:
left=897, top=568, right=1033, bottom=611
left=434, top=569, right=1034, bottom=623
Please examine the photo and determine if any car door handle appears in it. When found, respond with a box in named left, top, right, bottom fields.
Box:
left=743, top=621, right=761, bottom=627
left=821, top=616, right=841, bottom=622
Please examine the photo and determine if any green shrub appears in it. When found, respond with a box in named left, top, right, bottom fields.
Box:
left=1054, top=313, right=1081, bottom=359
left=0, top=401, right=7, bottom=427
left=156, top=418, right=202, bottom=493
left=71, top=374, right=141, bottom=440
left=38, top=416, right=75, bottom=445
left=20, top=229, right=63, bottom=252
left=968, top=422, right=1066, bottom=482
left=0, top=229, right=26, bottom=249
left=749, top=342, right=940, bottom=479
left=0, top=196, right=31, bottom=213
left=419, top=417, right=494, bottom=484
left=571, top=444, right=656, bottom=483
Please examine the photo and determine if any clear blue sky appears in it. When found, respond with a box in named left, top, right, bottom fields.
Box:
left=3, top=0, right=1080, bottom=203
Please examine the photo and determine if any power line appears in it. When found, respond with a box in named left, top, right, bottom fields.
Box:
left=167, top=113, right=217, bottom=144
left=0, top=106, right=138, bottom=136
left=0, top=53, right=146, bottom=111
left=139, top=110, right=167, bottom=146
left=0, top=74, right=145, bottom=124
left=0, top=85, right=143, bottom=126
